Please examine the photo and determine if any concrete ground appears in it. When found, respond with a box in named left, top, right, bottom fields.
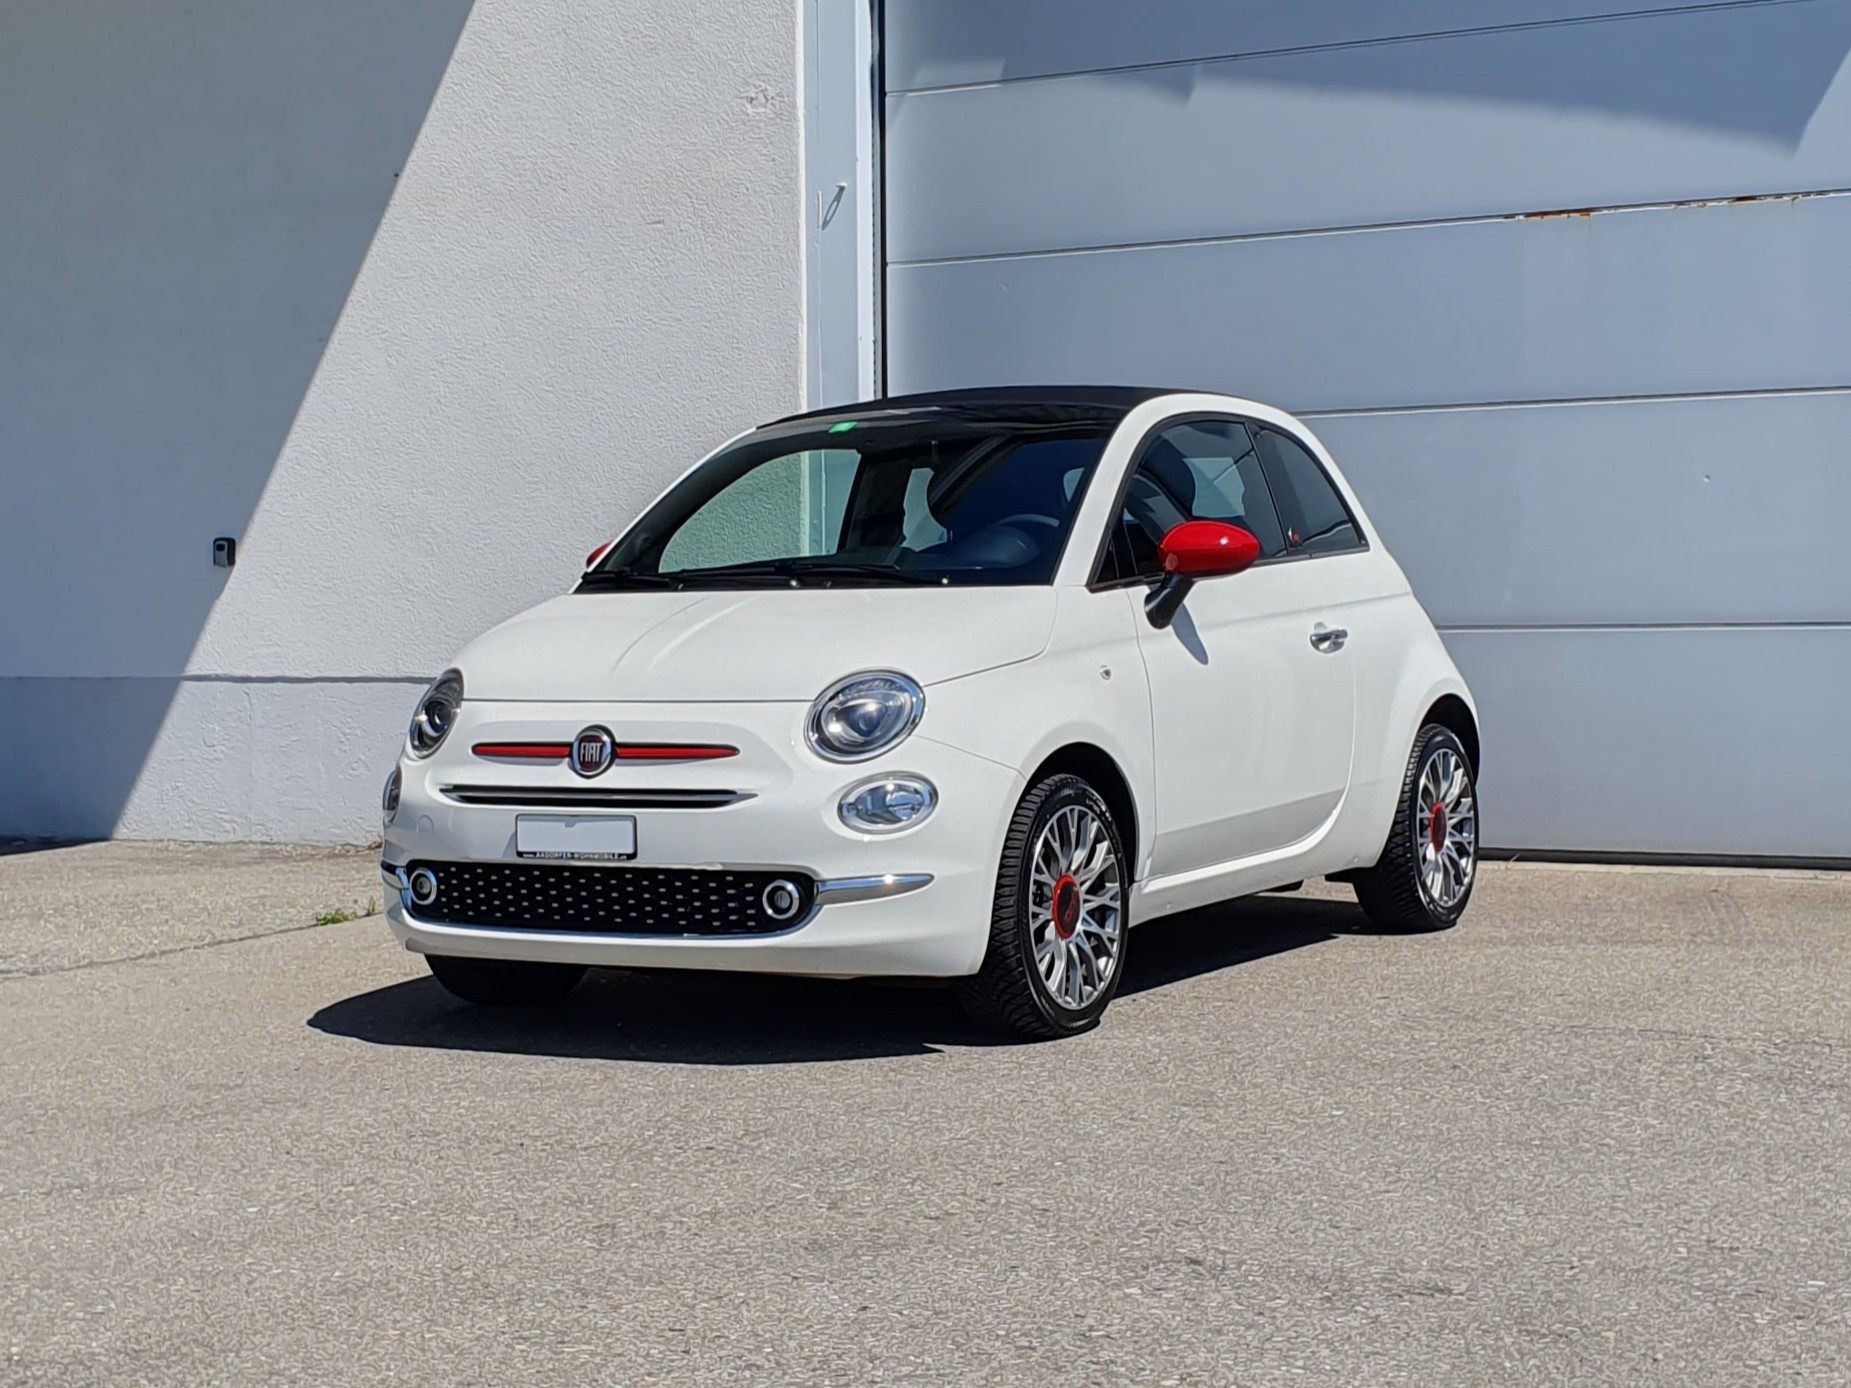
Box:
left=1, top=843, right=1846, bottom=1386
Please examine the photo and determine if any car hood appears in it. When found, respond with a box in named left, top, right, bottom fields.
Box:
left=456, top=587, right=1058, bottom=702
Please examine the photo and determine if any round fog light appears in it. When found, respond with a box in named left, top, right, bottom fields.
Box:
left=762, top=879, right=804, bottom=922
left=407, top=868, right=439, bottom=907
left=838, top=775, right=937, bottom=833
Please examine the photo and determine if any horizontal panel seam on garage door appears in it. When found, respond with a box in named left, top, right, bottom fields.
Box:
left=1438, top=621, right=1851, bottom=632
left=885, top=0, right=1817, bottom=94
left=885, top=187, right=1851, bottom=269
left=1304, top=383, right=1851, bottom=419
left=0, top=673, right=433, bottom=685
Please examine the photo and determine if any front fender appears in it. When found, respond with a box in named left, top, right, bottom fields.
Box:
left=917, top=611, right=1156, bottom=877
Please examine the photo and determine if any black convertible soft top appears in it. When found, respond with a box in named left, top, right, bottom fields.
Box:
left=773, top=385, right=1185, bottom=429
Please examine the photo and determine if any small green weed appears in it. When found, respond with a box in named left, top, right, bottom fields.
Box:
left=313, top=897, right=379, bottom=927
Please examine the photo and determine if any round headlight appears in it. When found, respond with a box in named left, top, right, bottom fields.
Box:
left=407, top=669, right=464, bottom=758
left=806, top=672, right=924, bottom=763
left=839, top=775, right=938, bottom=833
left=381, top=766, right=402, bottom=823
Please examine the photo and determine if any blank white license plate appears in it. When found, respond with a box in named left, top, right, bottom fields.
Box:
left=515, top=815, right=637, bottom=861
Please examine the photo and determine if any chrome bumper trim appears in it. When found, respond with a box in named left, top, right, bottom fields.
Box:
left=436, top=784, right=752, bottom=809
left=812, top=873, right=934, bottom=906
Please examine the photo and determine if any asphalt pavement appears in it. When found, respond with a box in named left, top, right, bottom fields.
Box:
left=1, top=841, right=1846, bottom=1385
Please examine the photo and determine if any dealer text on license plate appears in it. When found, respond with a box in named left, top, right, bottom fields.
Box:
left=515, top=815, right=637, bottom=861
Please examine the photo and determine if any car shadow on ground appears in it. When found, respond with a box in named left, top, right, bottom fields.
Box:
left=308, top=893, right=1380, bottom=1066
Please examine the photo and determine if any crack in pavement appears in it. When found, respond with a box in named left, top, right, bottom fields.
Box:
left=0, top=917, right=374, bottom=981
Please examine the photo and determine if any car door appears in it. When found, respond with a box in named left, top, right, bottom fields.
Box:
left=1103, top=417, right=1357, bottom=879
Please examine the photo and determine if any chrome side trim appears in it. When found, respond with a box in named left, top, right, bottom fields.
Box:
left=812, top=873, right=934, bottom=905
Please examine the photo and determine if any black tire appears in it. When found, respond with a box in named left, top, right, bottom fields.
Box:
left=1352, top=724, right=1479, bottom=933
left=957, top=773, right=1130, bottom=1040
left=425, top=954, right=587, bottom=1007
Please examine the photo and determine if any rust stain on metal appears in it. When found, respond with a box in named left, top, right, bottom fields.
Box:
left=1508, top=190, right=1844, bottom=223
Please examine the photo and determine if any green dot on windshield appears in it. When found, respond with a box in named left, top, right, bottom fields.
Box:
left=828, top=421, right=858, bottom=433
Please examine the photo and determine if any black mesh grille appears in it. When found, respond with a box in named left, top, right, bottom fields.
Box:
left=405, top=861, right=813, bottom=936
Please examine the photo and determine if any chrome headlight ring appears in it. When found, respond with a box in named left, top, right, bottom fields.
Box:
left=838, top=773, right=938, bottom=833
left=407, top=669, right=464, bottom=759
left=806, top=671, right=925, bottom=763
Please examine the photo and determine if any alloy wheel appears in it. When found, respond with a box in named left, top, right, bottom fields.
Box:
left=1028, top=804, right=1124, bottom=1010
left=1416, top=747, right=1477, bottom=910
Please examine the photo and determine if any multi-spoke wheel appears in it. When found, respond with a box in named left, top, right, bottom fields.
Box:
left=958, top=773, right=1129, bottom=1038
left=1352, top=724, right=1479, bottom=932
left=1415, top=744, right=1477, bottom=911
left=1028, top=802, right=1125, bottom=1012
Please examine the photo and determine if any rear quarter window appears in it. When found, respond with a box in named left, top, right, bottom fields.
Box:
left=1253, top=429, right=1365, bottom=556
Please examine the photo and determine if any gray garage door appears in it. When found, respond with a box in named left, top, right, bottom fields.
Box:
left=882, top=0, right=1851, bottom=860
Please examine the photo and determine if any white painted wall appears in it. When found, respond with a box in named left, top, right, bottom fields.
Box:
left=0, top=0, right=805, bottom=841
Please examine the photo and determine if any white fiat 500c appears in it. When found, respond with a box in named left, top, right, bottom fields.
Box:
left=380, top=387, right=1479, bottom=1038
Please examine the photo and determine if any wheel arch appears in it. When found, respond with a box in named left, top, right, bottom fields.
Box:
left=1340, top=668, right=1478, bottom=876
left=1422, top=693, right=1480, bottom=776
left=1028, top=742, right=1141, bottom=882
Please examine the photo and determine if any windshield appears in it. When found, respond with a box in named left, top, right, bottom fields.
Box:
left=582, top=410, right=1115, bottom=590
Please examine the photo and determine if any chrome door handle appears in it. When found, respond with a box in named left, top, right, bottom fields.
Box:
left=1309, top=625, right=1348, bottom=653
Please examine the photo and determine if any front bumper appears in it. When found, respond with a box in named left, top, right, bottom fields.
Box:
left=382, top=866, right=986, bottom=978
left=379, top=698, right=1023, bottom=978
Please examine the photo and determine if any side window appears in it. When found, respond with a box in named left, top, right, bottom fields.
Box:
left=1253, top=429, right=1364, bottom=556
left=1099, top=419, right=1288, bottom=583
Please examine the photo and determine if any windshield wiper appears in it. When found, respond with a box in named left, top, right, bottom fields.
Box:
left=582, top=559, right=948, bottom=590
left=775, top=561, right=946, bottom=586
left=576, top=568, right=684, bottom=591
left=657, top=559, right=945, bottom=588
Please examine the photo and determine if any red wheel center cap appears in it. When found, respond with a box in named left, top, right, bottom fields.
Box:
left=1429, top=803, right=1448, bottom=852
left=1052, top=875, right=1081, bottom=940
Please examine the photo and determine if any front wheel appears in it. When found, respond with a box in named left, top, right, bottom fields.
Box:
left=425, top=954, right=587, bottom=1007
left=1351, top=724, right=1479, bottom=932
left=957, top=773, right=1129, bottom=1039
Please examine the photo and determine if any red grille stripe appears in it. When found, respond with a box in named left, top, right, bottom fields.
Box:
left=472, top=743, right=572, bottom=759
left=472, top=742, right=737, bottom=762
left=615, top=744, right=738, bottom=761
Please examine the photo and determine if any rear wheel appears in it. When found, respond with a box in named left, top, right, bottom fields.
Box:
left=425, top=954, right=587, bottom=1007
left=1352, top=724, right=1478, bottom=932
left=957, top=773, right=1129, bottom=1039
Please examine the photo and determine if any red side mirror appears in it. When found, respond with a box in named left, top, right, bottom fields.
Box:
left=585, top=540, right=614, bottom=571
left=1158, top=520, right=1261, bottom=579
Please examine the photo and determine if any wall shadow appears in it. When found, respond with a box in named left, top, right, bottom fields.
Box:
left=0, top=677, right=180, bottom=842
left=0, top=839, right=82, bottom=859
left=307, top=892, right=1378, bottom=1067
left=0, top=0, right=475, bottom=839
